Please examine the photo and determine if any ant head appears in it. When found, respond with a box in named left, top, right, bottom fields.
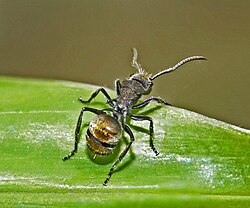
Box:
left=129, top=71, right=153, bottom=95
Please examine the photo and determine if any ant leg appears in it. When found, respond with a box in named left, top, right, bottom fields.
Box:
left=78, top=87, right=114, bottom=107
left=132, top=96, right=171, bottom=109
left=62, top=107, right=103, bottom=161
left=103, top=124, right=134, bottom=186
left=129, top=114, right=159, bottom=156
left=115, top=79, right=121, bottom=96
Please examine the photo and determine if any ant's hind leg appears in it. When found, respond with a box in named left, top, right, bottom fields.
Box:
left=130, top=114, right=159, bottom=156
left=62, top=107, right=103, bottom=161
left=103, top=124, right=134, bottom=186
left=78, top=87, right=114, bottom=107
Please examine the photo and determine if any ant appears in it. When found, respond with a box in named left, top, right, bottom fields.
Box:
left=62, top=48, right=206, bottom=186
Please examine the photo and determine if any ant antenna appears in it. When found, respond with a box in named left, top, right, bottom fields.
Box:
left=150, top=56, right=206, bottom=80
left=131, top=48, right=144, bottom=73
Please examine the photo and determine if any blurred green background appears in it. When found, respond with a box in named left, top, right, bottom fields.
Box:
left=0, top=0, right=249, bottom=129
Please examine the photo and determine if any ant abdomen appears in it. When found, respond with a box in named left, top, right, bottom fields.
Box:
left=86, top=113, right=122, bottom=155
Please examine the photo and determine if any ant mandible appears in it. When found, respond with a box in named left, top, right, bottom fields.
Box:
left=62, top=48, right=206, bottom=186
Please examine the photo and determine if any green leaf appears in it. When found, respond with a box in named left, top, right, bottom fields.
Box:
left=0, top=76, right=249, bottom=207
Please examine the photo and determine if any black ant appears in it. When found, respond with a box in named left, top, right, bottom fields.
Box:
left=62, top=48, right=206, bottom=186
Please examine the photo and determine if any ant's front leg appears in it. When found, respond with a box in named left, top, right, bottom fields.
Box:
left=132, top=96, right=171, bottom=109
left=79, top=87, right=114, bottom=107
left=115, top=79, right=121, bottom=96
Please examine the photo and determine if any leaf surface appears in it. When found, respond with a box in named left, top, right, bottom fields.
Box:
left=0, top=76, right=249, bottom=207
